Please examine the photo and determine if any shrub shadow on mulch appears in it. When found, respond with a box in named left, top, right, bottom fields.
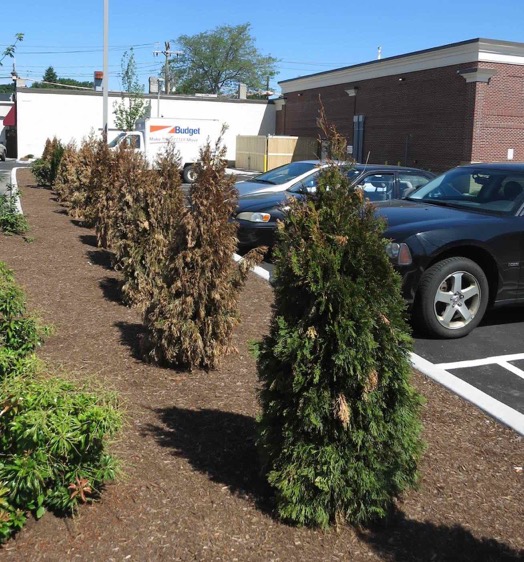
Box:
left=360, top=511, right=523, bottom=562
left=115, top=320, right=146, bottom=360
left=78, top=234, right=98, bottom=247
left=143, top=407, right=273, bottom=514
left=99, top=277, right=124, bottom=305
left=86, top=249, right=114, bottom=270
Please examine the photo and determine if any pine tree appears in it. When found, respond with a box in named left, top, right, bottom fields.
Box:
left=256, top=110, right=424, bottom=528
left=142, top=130, right=265, bottom=370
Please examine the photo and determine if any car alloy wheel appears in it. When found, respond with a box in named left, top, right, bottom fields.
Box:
left=415, top=257, right=489, bottom=338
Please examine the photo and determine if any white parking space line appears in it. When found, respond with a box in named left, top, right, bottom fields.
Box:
left=411, top=353, right=524, bottom=436
left=2, top=167, right=24, bottom=214
left=233, top=254, right=270, bottom=281
left=438, top=353, right=524, bottom=380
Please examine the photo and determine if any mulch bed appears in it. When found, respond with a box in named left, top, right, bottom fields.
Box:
left=0, top=168, right=522, bottom=561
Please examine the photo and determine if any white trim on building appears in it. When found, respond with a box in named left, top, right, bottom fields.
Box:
left=279, top=38, right=524, bottom=94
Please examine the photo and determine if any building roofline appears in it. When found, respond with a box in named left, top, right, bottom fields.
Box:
left=278, top=38, right=524, bottom=92
left=15, top=88, right=272, bottom=104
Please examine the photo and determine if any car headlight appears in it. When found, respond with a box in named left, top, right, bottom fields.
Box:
left=385, top=242, right=412, bottom=265
left=236, top=212, right=271, bottom=223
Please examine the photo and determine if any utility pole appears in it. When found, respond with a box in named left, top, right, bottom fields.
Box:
left=153, top=42, right=183, bottom=95
left=102, top=0, right=109, bottom=138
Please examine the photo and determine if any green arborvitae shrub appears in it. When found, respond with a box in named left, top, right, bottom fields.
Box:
left=142, top=131, right=265, bottom=370
left=0, top=185, right=28, bottom=235
left=256, top=114, right=424, bottom=528
left=31, top=137, right=64, bottom=188
left=119, top=144, right=185, bottom=309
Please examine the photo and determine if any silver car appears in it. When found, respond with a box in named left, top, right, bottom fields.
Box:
left=235, top=160, right=325, bottom=197
left=0, top=143, right=6, bottom=161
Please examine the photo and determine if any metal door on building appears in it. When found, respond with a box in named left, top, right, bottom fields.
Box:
left=5, top=128, right=17, bottom=159
left=353, top=115, right=365, bottom=163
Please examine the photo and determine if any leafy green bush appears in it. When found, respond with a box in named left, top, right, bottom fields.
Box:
left=0, top=186, right=28, bottom=235
left=0, top=262, right=122, bottom=542
left=256, top=114, right=424, bottom=528
left=0, top=262, right=45, bottom=378
left=0, top=373, right=122, bottom=532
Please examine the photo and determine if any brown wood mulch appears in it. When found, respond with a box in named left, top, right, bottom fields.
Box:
left=0, top=168, right=522, bottom=562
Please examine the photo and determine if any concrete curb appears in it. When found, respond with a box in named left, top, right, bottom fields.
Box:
left=10, top=167, right=23, bottom=215
left=236, top=252, right=524, bottom=436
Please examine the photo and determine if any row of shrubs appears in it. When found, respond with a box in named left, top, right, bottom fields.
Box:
left=34, top=133, right=264, bottom=370
left=32, top=119, right=424, bottom=530
left=0, top=262, right=121, bottom=542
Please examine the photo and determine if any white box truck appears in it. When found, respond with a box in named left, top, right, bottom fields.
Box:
left=108, top=117, right=223, bottom=182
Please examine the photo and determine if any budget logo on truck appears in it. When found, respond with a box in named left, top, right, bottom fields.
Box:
left=172, top=126, right=200, bottom=136
left=149, top=124, right=202, bottom=143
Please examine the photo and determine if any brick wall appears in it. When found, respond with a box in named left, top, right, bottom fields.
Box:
left=472, top=62, right=524, bottom=163
left=278, top=62, right=524, bottom=172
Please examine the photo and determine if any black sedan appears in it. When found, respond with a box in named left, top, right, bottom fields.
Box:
left=234, top=164, right=435, bottom=249
left=380, top=163, right=524, bottom=338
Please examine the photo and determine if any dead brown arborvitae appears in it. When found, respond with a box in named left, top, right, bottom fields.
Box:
left=63, top=134, right=100, bottom=224
left=142, top=129, right=266, bottom=370
left=54, top=142, right=79, bottom=204
left=120, top=143, right=185, bottom=309
left=91, top=139, right=117, bottom=249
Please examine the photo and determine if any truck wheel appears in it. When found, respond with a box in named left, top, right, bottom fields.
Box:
left=183, top=165, right=197, bottom=183
left=414, top=257, right=489, bottom=338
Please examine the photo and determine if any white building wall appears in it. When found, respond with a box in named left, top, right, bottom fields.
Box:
left=16, top=89, right=276, bottom=161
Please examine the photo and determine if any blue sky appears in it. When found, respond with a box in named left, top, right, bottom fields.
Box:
left=1, top=0, right=522, bottom=95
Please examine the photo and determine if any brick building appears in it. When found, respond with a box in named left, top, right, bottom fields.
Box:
left=276, top=39, right=524, bottom=172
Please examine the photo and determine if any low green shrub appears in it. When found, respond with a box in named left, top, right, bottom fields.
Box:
left=0, top=373, right=122, bottom=536
left=0, top=262, right=122, bottom=542
left=0, top=186, right=28, bottom=235
left=0, top=262, right=46, bottom=360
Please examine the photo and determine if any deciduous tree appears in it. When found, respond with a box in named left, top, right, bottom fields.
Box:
left=169, top=23, right=277, bottom=95
left=113, top=49, right=148, bottom=131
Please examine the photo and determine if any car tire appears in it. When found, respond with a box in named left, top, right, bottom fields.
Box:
left=183, top=165, right=197, bottom=183
left=414, top=257, right=489, bottom=338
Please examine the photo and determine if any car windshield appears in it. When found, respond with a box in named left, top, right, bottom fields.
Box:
left=107, top=132, right=127, bottom=148
left=252, top=162, right=318, bottom=185
left=407, top=168, right=524, bottom=215
left=287, top=165, right=361, bottom=194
